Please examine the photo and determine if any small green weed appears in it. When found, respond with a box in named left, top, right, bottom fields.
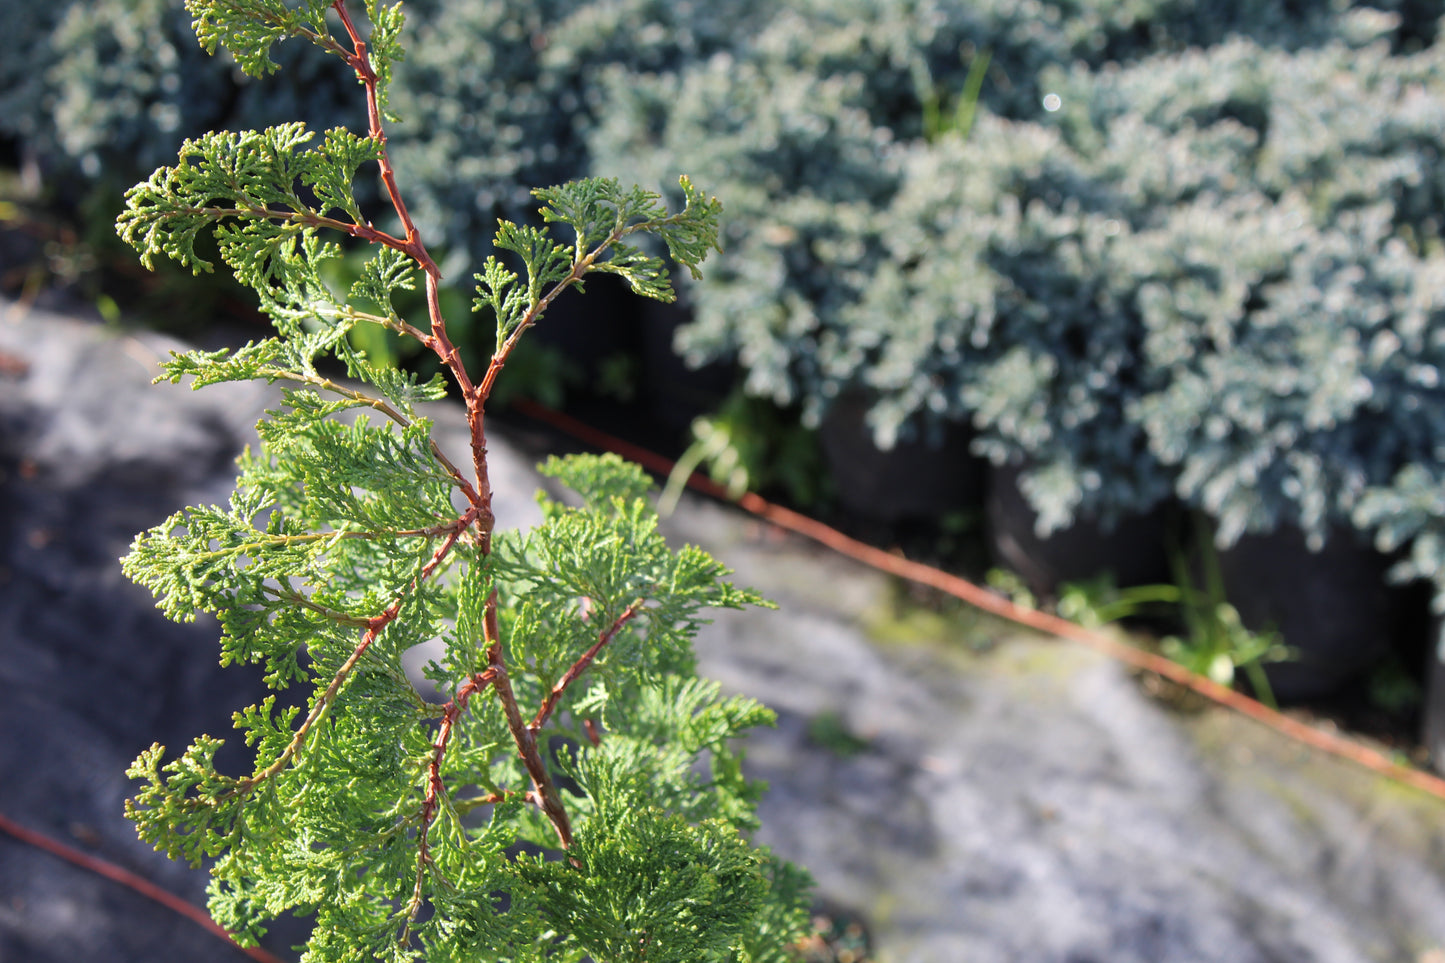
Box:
left=805, top=711, right=872, bottom=759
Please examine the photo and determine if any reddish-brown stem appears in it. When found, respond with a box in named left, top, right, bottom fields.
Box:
left=420, top=670, right=496, bottom=828
left=454, top=789, right=524, bottom=812
left=459, top=227, right=622, bottom=557
left=175, top=203, right=407, bottom=249
left=330, top=1, right=436, bottom=278
left=404, top=668, right=497, bottom=938
left=426, top=270, right=497, bottom=552
left=530, top=599, right=646, bottom=734
left=325, top=0, right=501, bottom=551
left=330, top=0, right=491, bottom=467
left=482, top=593, right=574, bottom=849
left=327, top=0, right=583, bottom=863
left=420, top=271, right=477, bottom=401
left=237, top=506, right=478, bottom=794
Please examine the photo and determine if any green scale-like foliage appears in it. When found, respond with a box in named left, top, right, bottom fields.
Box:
left=115, top=4, right=809, bottom=961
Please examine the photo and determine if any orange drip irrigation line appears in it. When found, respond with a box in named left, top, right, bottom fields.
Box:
left=0, top=811, right=286, bottom=963
left=512, top=398, right=1445, bottom=803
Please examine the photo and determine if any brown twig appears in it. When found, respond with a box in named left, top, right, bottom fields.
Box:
left=332, top=0, right=496, bottom=545
left=329, top=0, right=567, bottom=892
left=402, top=668, right=498, bottom=944
left=330, top=0, right=485, bottom=510
left=330, top=1, right=436, bottom=279
left=237, top=506, right=479, bottom=794
left=173, top=203, right=407, bottom=251
left=482, top=592, right=575, bottom=849
left=453, top=789, right=526, bottom=815
left=462, top=239, right=634, bottom=547
left=530, top=598, right=646, bottom=734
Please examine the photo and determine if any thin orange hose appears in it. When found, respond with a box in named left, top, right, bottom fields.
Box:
left=512, top=398, right=1445, bottom=802
left=0, top=811, right=287, bottom=963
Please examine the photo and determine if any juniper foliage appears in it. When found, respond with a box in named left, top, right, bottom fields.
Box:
left=589, top=0, right=1445, bottom=562
left=115, top=3, right=810, bottom=960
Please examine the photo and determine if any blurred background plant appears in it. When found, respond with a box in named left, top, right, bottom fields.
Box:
left=660, top=390, right=831, bottom=514
left=7, top=0, right=1445, bottom=729
left=1008, top=516, right=1295, bottom=709
left=1059, top=571, right=1290, bottom=710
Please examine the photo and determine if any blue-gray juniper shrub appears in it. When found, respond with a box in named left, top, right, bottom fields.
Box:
left=23, top=0, right=1445, bottom=630
left=114, top=2, right=811, bottom=960
left=587, top=1, right=1445, bottom=611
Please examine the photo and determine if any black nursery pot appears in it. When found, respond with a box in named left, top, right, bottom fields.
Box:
left=1425, top=619, right=1445, bottom=772
left=1216, top=526, right=1397, bottom=703
left=984, top=461, right=1173, bottom=598
left=636, top=296, right=736, bottom=434
left=818, top=393, right=986, bottom=524
left=528, top=273, right=640, bottom=385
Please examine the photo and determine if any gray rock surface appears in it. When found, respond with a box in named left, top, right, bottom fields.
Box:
left=0, top=302, right=278, bottom=962
left=677, top=505, right=1445, bottom=962
left=2, top=298, right=1444, bottom=962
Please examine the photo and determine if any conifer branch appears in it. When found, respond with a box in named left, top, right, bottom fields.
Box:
left=268, top=201, right=397, bottom=245
left=188, top=519, right=464, bottom=562
left=474, top=176, right=720, bottom=409
left=267, top=585, right=375, bottom=626
left=463, top=229, right=632, bottom=541
left=251, top=365, right=479, bottom=501
left=404, top=667, right=498, bottom=944
left=475, top=240, right=612, bottom=408
left=329, top=0, right=435, bottom=277
left=482, top=593, right=575, bottom=849
left=121, top=5, right=803, bottom=956
left=146, top=201, right=406, bottom=249
left=530, top=597, right=646, bottom=734
left=236, top=506, right=478, bottom=795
